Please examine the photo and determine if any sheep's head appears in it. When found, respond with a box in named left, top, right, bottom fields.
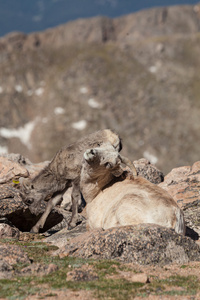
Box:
left=83, top=143, right=137, bottom=178
left=83, top=144, right=127, bottom=181
left=19, top=178, right=46, bottom=215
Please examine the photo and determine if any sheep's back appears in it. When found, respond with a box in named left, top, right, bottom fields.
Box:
left=86, top=176, right=179, bottom=230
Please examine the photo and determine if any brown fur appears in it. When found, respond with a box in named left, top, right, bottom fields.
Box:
left=20, top=129, right=125, bottom=233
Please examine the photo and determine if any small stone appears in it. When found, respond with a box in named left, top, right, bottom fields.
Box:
left=129, top=273, right=149, bottom=284
left=46, top=263, right=58, bottom=274
left=0, top=223, right=20, bottom=240
left=66, top=267, right=99, bottom=282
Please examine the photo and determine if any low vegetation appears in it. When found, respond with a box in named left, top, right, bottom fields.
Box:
left=0, top=237, right=200, bottom=299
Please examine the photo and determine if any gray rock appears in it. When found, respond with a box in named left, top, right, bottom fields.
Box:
left=0, top=243, right=30, bottom=264
left=45, top=217, right=87, bottom=248
left=0, top=260, right=14, bottom=279
left=0, top=223, right=20, bottom=240
left=0, top=184, right=65, bottom=233
left=0, top=153, right=32, bottom=165
left=134, top=158, right=164, bottom=184
left=57, top=224, right=200, bottom=265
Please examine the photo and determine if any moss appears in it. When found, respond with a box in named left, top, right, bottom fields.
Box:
left=0, top=239, right=146, bottom=299
left=180, top=264, right=188, bottom=269
left=163, top=275, right=199, bottom=291
left=1, top=252, right=200, bottom=300
left=138, top=275, right=200, bottom=298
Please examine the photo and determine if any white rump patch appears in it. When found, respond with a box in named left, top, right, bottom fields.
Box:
left=54, top=107, right=65, bottom=115
left=143, top=151, right=158, bottom=165
left=0, top=87, right=3, bottom=93
left=72, top=120, right=87, bottom=130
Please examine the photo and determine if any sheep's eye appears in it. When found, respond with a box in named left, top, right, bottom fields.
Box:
left=26, top=199, right=34, bottom=205
left=105, top=162, right=113, bottom=169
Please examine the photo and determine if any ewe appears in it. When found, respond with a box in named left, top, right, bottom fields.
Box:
left=80, top=144, right=185, bottom=235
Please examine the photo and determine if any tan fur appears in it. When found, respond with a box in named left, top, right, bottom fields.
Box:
left=80, top=146, right=185, bottom=235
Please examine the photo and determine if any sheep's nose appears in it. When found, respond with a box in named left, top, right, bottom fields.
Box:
left=90, top=149, right=94, bottom=155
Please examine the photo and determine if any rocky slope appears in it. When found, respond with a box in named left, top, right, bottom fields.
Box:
left=0, top=4, right=200, bottom=173
left=1, top=153, right=200, bottom=298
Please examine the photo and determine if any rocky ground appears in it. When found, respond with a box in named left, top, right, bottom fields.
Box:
left=0, top=153, right=200, bottom=299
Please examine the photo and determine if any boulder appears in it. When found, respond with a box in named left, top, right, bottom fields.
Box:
left=0, top=223, right=20, bottom=240
left=0, top=184, right=26, bottom=215
left=0, top=156, right=29, bottom=184
left=45, top=218, right=87, bottom=248
left=0, top=153, right=49, bottom=179
left=159, top=161, right=200, bottom=207
left=134, top=158, right=164, bottom=184
left=0, top=184, right=64, bottom=232
left=56, top=224, right=200, bottom=265
left=0, top=242, right=31, bottom=279
left=0, top=154, right=66, bottom=232
left=0, top=242, right=59, bottom=279
left=0, top=184, right=42, bottom=232
left=0, top=243, right=30, bottom=265
left=159, top=161, right=200, bottom=238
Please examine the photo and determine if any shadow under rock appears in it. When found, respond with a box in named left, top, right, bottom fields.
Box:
left=185, top=226, right=199, bottom=241
left=5, top=208, right=63, bottom=233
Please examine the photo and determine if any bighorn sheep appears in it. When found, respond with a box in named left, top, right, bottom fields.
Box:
left=20, top=129, right=137, bottom=233
left=80, top=144, right=185, bottom=235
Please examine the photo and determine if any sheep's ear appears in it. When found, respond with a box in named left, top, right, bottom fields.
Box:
left=19, top=177, right=26, bottom=184
left=105, top=162, right=113, bottom=169
left=19, top=177, right=32, bottom=190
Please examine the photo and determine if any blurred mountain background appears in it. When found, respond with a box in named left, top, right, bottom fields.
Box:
left=0, top=1, right=200, bottom=174
left=0, top=0, right=199, bottom=37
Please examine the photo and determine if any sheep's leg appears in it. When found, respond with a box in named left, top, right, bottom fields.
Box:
left=68, top=178, right=81, bottom=230
left=30, top=194, right=63, bottom=233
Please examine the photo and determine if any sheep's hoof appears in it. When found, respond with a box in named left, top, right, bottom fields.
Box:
left=30, top=226, right=39, bottom=234
left=68, top=223, right=76, bottom=230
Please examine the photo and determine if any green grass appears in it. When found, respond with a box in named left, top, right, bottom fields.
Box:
left=0, top=239, right=145, bottom=299
left=138, top=275, right=200, bottom=298
left=0, top=239, right=200, bottom=299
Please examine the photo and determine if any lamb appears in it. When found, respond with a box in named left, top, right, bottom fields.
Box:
left=80, top=144, right=186, bottom=235
left=20, top=129, right=137, bottom=233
